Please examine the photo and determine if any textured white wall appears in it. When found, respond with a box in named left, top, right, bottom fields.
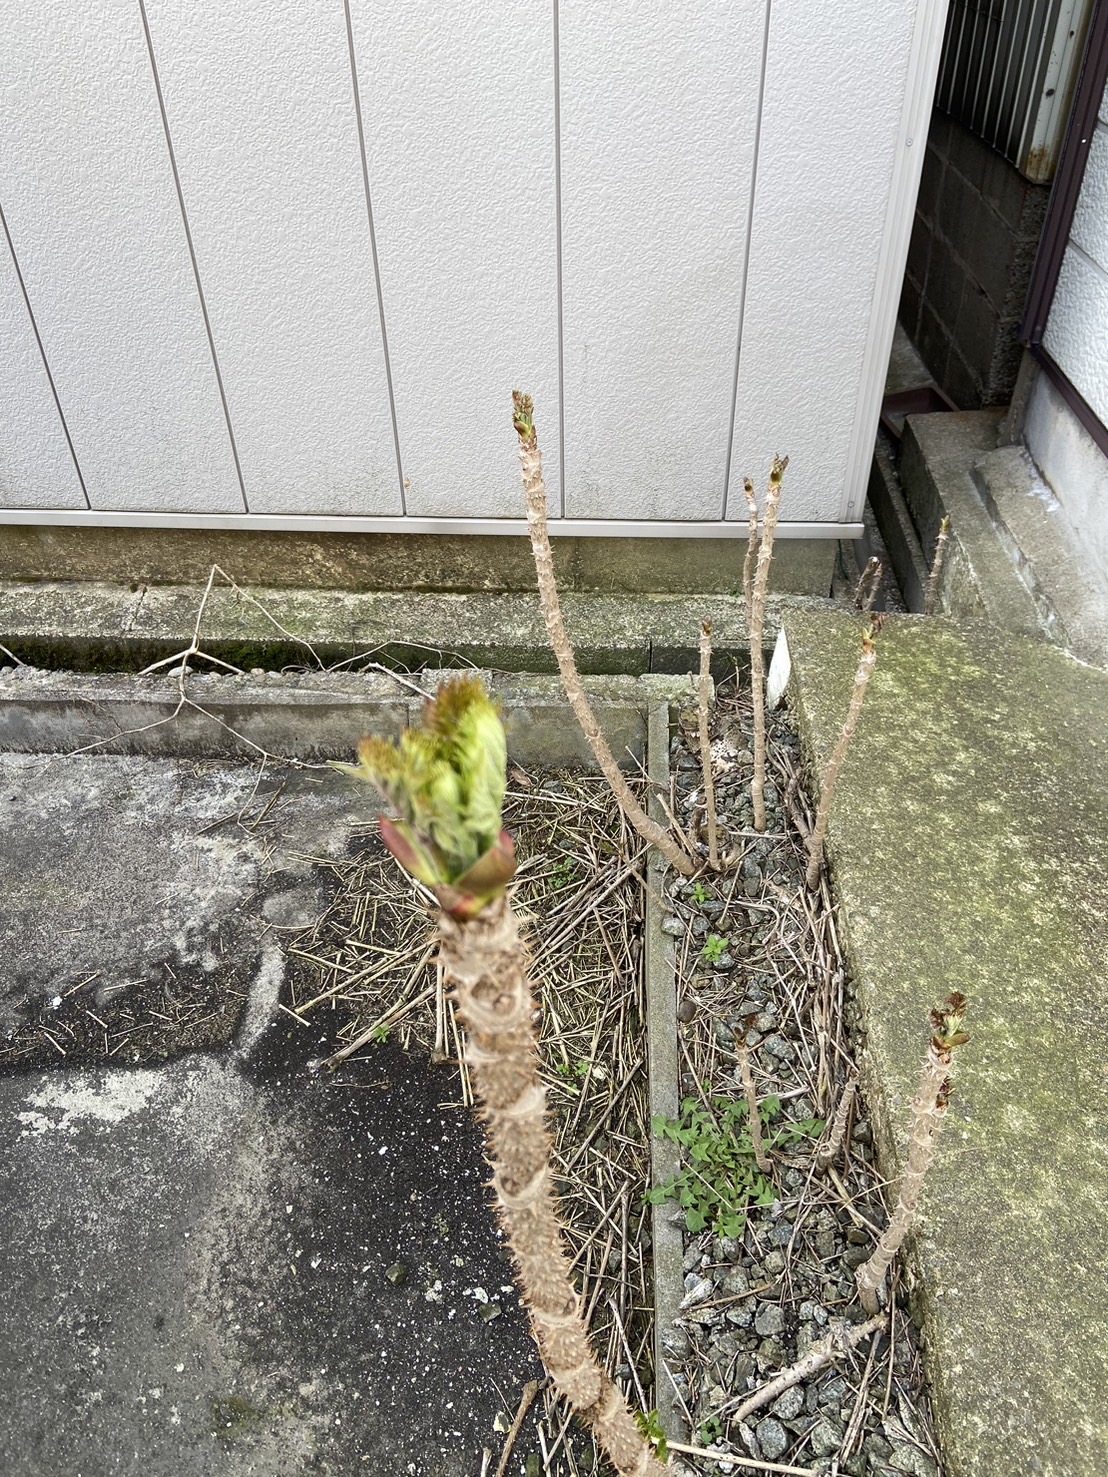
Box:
left=558, top=0, right=760, bottom=521
left=143, top=0, right=401, bottom=516
left=0, top=0, right=941, bottom=532
left=727, top=0, right=916, bottom=524
left=0, top=222, right=86, bottom=510
left=347, top=0, right=560, bottom=519
left=1044, top=87, right=1108, bottom=431
left=0, top=3, right=243, bottom=513
left=1025, top=370, right=1108, bottom=583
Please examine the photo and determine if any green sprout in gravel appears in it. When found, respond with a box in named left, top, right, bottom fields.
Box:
left=646, top=1094, right=823, bottom=1237
left=550, top=855, right=578, bottom=892
left=701, top=933, right=728, bottom=965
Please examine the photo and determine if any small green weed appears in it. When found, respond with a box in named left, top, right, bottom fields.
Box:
left=701, top=933, right=728, bottom=964
left=550, top=856, right=578, bottom=891
left=645, top=1094, right=823, bottom=1237
left=635, top=1408, right=669, bottom=1462
left=698, top=1414, right=724, bottom=1447
left=690, top=881, right=714, bottom=905
left=372, top=1023, right=390, bottom=1045
left=553, top=1057, right=597, bottom=1096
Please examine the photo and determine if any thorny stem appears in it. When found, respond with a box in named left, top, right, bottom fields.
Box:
left=816, top=1068, right=858, bottom=1170
left=924, top=516, right=951, bottom=616
left=805, top=619, right=882, bottom=891
left=699, top=620, right=720, bottom=871
left=513, top=392, right=694, bottom=876
left=749, top=456, right=787, bottom=832
left=345, top=678, right=665, bottom=1474
left=852, top=556, right=883, bottom=614
left=742, top=477, right=760, bottom=632
left=440, top=898, right=666, bottom=1474
left=856, top=994, right=969, bottom=1315
left=736, top=1032, right=771, bottom=1175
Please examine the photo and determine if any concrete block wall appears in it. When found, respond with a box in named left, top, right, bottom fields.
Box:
left=900, top=110, right=1049, bottom=408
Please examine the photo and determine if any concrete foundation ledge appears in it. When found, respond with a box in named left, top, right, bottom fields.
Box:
left=0, top=524, right=837, bottom=597
left=0, top=580, right=833, bottom=677
left=784, top=607, right=1108, bottom=1477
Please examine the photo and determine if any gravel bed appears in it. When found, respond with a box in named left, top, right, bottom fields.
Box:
left=655, top=680, right=944, bottom=1477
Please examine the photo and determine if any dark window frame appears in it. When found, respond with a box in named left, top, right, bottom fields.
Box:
left=1021, top=0, right=1108, bottom=455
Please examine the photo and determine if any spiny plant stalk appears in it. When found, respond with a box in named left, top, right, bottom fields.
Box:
left=336, top=677, right=665, bottom=1475
left=816, top=1068, right=858, bottom=1170
left=512, top=391, right=694, bottom=877
left=749, top=455, right=787, bottom=832
left=862, top=560, right=884, bottom=614
left=924, top=515, right=951, bottom=616
left=852, top=556, right=882, bottom=613
left=856, top=993, right=970, bottom=1316
left=698, top=619, right=720, bottom=871
left=742, top=476, right=760, bottom=631
left=804, top=617, right=883, bottom=891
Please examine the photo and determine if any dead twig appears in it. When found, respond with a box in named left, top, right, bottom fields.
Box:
left=816, top=1067, right=858, bottom=1169
left=495, top=1378, right=544, bottom=1477
left=749, top=455, right=787, bottom=832
left=721, top=1314, right=886, bottom=1422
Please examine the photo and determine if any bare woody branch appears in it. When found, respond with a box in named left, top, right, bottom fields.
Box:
left=749, top=455, right=787, bottom=833
left=805, top=618, right=882, bottom=890
left=924, top=516, right=951, bottom=616
left=699, top=619, right=720, bottom=871
left=513, top=392, right=694, bottom=876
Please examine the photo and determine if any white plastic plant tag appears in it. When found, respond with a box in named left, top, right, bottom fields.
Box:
left=766, top=626, right=791, bottom=711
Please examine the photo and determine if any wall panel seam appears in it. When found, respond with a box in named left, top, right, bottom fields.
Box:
left=344, top=0, right=407, bottom=516
left=1061, top=235, right=1108, bottom=281
left=721, top=0, right=773, bottom=521
left=0, top=199, right=90, bottom=509
left=553, top=0, right=566, bottom=518
left=138, top=0, right=250, bottom=514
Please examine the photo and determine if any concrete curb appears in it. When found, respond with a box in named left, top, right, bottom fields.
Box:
left=644, top=703, right=687, bottom=1445
left=0, top=666, right=695, bottom=772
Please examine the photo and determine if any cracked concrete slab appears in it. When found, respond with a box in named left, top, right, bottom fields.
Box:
left=0, top=753, right=541, bottom=1474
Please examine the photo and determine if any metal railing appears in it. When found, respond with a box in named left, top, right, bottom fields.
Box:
left=936, top=0, right=1094, bottom=180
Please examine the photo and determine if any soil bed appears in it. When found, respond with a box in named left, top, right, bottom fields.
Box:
left=282, top=771, right=655, bottom=1476
left=659, top=681, right=943, bottom=1477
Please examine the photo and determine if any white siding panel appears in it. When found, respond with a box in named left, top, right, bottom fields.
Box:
left=1044, top=245, right=1108, bottom=428
left=726, top=0, right=914, bottom=522
left=349, top=0, right=559, bottom=519
left=0, top=4, right=241, bottom=513
left=0, top=229, right=85, bottom=509
left=144, top=0, right=401, bottom=516
left=559, top=1, right=762, bottom=521
left=1070, top=123, right=1108, bottom=275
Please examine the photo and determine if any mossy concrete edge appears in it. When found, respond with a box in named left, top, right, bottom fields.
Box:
left=0, top=580, right=832, bottom=677
left=784, top=607, right=1108, bottom=1477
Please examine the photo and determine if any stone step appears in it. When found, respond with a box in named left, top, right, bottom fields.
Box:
left=899, top=411, right=1045, bottom=637
left=973, top=444, right=1108, bottom=668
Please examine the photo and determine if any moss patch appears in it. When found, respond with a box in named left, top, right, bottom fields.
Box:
left=785, top=610, right=1108, bottom=1477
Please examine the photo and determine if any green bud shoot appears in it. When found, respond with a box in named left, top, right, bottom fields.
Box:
left=332, top=676, right=514, bottom=916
